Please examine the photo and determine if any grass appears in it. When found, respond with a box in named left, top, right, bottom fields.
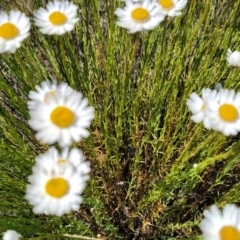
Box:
left=1, top=0, right=240, bottom=239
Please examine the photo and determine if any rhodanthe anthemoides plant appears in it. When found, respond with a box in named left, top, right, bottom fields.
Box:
left=114, top=0, right=165, bottom=33
left=187, top=88, right=240, bottom=136
left=27, top=80, right=74, bottom=110
left=156, top=0, right=188, bottom=17
left=25, top=147, right=90, bottom=216
left=33, top=0, right=79, bottom=35
left=200, top=204, right=240, bottom=240
left=0, top=10, right=30, bottom=53
left=26, top=77, right=94, bottom=229
left=186, top=88, right=218, bottom=129
left=28, top=81, right=95, bottom=147
left=2, top=0, right=240, bottom=239
left=227, top=49, right=240, bottom=67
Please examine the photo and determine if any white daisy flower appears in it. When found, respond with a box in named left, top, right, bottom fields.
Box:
left=34, top=146, right=91, bottom=180
left=28, top=80, right=74, bottom=110
left=2, top=230, right=21, bottom=240
left=34, top=0, right=79, bottom=35
left=186, top=88, right=218, bottom=129
left=200, top=204, right=240, bottom=240
left=25, top=163, right=87, bottom=216
left=115, top=0, right=165, bottom=33
left=156, top=0, right=188, bottom=17
left=0, top=10, right=30, bottom=53
left=205, top=88, right=240, bottom=136
left=28, top=89, right=94, bottom=147
left=227, top=49, right=240, bottom=67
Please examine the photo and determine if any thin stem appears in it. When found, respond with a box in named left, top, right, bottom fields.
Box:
left=122, top=32, right=141, bottom=113
left=169, top=132, right=217, bottom=175
left=192, top=144, right=239, bottom=175
left=14, top=50, right=34, bottom=88
left=63, top=234, right=104, bottom=240
left=28, top=233, right=104, bottom=240
left=152, top=19, right=167, bottom=85
left=123, top=33, right=141, bottom=200
left=59, top=35, right=75, bottom=88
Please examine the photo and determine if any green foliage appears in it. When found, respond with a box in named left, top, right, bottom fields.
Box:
left=1, top=0, right=240, bottom=239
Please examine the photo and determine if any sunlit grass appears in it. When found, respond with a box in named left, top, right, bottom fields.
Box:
left=1, top=0, right=240, bottom=239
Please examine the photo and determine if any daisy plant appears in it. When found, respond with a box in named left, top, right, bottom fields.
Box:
left=0, top=10, right=30, bottom=53
left=200, top=204, right=240, bottom=240
left=33, top=0, right=79, bottom=35
left=2, top=0, right=240, bottom=239
left=227, top=49, right=240, bottom=67
left=27, top=80, right=74, bottom=110
left=25, top=157, right=88, bottom=216
left=187, top=88, right=240, bottom=136
left=205, top=88, right=240, bottom=136
left=186, top=88, right=218, bottom=129
left=156, top=0, right=188, bottom=17
left=33, top=147, right=91, bottom=180
left=28, top=83, right=95, bottom=147
left=115, top=0, right=165, bottom=33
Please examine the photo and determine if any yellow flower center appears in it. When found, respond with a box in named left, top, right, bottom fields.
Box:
left=0, top=22, right=19, bottom=39
left=45, top=177, right=69, bottom=198
left=131, top=8, right=149, bottom=21
left=220, top=226, right=240, bottom=240
left=159, top=0, right=174, bottom=9
left=219, top=104, right=238, bottom=122
left=49, top=11, right=67, bottom=25
left=50, top=106, right=75, bottom=128
left=202, top=104, right=206, bottom=110
left=57, top=159, right=67, bottom=164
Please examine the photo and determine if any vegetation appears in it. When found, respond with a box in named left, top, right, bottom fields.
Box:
left=1, top=0, right=240, bottom=239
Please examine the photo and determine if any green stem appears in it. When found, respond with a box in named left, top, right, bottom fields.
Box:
left=180, top=1, right=210, bottom=59
left=169, top=131, right=217, bottom=175
left=123, top=33, right=141, bottom=200
left=28, top=233, right=103, bottom=240
left=124, top=32, right=141, bottom=108
left=59, top=36, right=75, bottom=88
left=152, top=19, right=167, bottom=85
left=191, top=144, right=239, bottom=175
left=63, top=234, right=104, bottom=240
left=122, top=32, right=141, bottom=104
left=14, top=50, right=34, bottom=88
